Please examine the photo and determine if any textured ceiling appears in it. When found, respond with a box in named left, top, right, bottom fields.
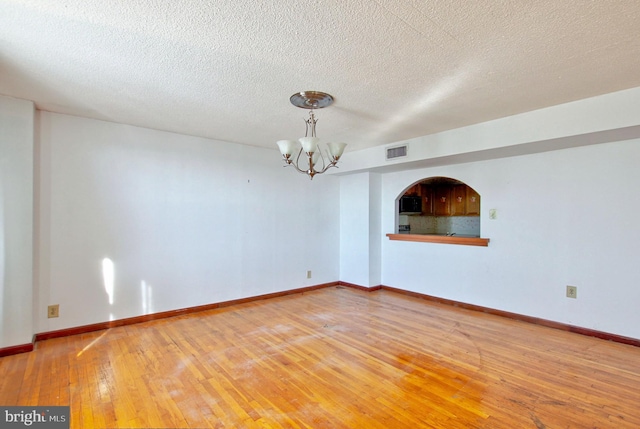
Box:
left=2, top=0, right=640, bottom=152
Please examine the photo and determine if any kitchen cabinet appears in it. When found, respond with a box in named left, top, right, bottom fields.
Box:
left=451, top=185, right=467, bottom=215
left=405, top=184, right=420, bottom=196
left=466, top=188, right=480, bottom=215
left=403, top=182, right=480, bottom=217
left=420, top=185, right=434, bottom=215
left=434, top=187, right=451, bottom=216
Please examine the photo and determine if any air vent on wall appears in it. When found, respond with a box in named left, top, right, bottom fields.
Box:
left=386, top=145, right=407, bottom=160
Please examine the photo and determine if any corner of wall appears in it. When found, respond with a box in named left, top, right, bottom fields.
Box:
left=0, top=95, right=35, bottom=348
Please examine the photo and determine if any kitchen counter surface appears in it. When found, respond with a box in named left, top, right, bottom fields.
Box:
left=415, top=233, right=480, bottom=238
left=386, top=233, right=490, bottom=246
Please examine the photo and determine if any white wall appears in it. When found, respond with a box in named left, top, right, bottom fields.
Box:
left=36, top=112, right=340, bottom=332
left=339, top=173, right=371, bottom=285
left=0, top=96, right=34, bottom=348
left=380, top=140, right=640, bottom=339
left=368, top=173, right=382, bottom=286
left=338, top=172, right=383, bottom=287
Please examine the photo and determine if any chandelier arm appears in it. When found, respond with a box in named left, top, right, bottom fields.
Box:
left=281, top=151, right=339, bottom=177
left=295, top=147, right=303, bottom=166
left=313, top=160, right=339, bottom=175
left=315, top=147, right=327, bottom=172
left=283, top=161, right=311, bottom=175
left=287, top=148, right=309, bottom=174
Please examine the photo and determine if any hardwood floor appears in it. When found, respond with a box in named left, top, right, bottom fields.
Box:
left=1, top=286, right=639, bottom=428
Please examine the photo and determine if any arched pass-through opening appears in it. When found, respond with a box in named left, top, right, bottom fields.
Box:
left=389, top=177, right=489, bottom=246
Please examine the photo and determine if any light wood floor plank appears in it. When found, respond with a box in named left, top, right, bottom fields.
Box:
left=1, top=287, right=640, bottom=428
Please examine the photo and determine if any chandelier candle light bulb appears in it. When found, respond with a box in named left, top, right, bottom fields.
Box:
left=276, top=91, right=347, bottom=179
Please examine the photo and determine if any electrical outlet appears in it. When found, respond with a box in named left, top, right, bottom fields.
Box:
left=48, top=304, right=60, bottom=318
left=307, top=270, right=312, bottom=279
left=566, top=285, right=577, bottom=299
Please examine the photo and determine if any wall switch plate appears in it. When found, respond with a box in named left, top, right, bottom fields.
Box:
left=48, top=304, right=60, bottom=318
left=489, top=209, right=497, bottom=219
left=566, top=285, right=577, bottom=299
left=307, top=270, right=312, bottom=279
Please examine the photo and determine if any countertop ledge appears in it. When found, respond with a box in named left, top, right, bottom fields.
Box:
left=386, top=233, right=490, bottom=247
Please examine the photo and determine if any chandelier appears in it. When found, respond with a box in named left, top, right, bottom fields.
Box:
left=276, top=91, right=347, bottom=179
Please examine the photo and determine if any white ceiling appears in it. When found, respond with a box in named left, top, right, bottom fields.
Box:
left=2, top=0, right=640, bottom=152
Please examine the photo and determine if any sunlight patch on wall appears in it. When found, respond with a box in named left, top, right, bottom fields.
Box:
left=141, top=280, right=153, bottom=314
left=102, top=257, right=114, bottom=305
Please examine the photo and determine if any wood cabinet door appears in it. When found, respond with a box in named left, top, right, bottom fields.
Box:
left=434, top=186, right=451, bottom=216
left=406, top=184, right=420, bottom=195
left=466, top=188, right=480, bottom=215
left=421, top=185, right=434, bottom=215
left=451, top=185, right=467, bottom=215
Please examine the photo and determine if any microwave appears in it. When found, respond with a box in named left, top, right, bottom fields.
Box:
left=399, top=196, right=422, bottom=214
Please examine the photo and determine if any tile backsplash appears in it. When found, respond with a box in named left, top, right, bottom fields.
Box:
left=408, top=215, right=480, bottom=236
